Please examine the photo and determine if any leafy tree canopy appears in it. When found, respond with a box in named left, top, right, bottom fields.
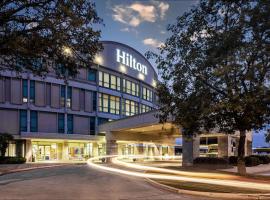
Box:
left=0, top=0, right=103, bottom=77
left=147, top=0, right=270, bottom=174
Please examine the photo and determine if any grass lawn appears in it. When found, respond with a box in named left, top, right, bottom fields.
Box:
left=154, top=179, right=270, bottom=194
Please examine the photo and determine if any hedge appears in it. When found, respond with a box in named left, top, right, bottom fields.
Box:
left=228, top=155, right=270, bottom=167
left=250, top=155, right=270, bottom=164
left=228, top=156, right=238, bottom=165
left=193, top=157, right=228, bottom=165
left=0, top=156, right=26, bottom=164
left=245, top=156, right=261, bottom=167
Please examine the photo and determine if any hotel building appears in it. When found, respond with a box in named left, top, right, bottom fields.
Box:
left=0, top=41, right=252, bottom=165
left=0, top=41, right=160, bottom=162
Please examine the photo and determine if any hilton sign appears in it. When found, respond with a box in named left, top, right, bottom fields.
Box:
left=116, top=49, right=148, bottom=75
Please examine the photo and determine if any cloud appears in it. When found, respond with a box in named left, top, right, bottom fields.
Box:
left=112, top=2, right=169, bottom=27
left=120, top=27, right=130, bottom=32
left=160, top=30, right=166, bottom=34
left=120, top=27, right=139, bottom=34
left=158, top=2, right=169, bottom=19
left=143, top=38, right=164, bottom=48
left=129, top=3, right=156, bottom=22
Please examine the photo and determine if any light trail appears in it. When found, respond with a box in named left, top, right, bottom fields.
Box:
left=112, top=156, right=236, bottom=179
left=87, top=155, right=270, bottom=192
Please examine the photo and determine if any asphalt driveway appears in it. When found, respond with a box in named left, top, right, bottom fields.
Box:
left=0, top=164, right=212, bottom=200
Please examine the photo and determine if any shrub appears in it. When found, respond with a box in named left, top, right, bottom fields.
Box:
left=259, top=155, right=270, bottom=164
left=229, top=155, right=270, bottom=167
left=194, top=157, right=228, bottom=165
left=250, top=155, right=270, bottom=164
left=0, top=156, right=26, bottom=164
left=245, top=156, right=260, bottom=167
left=229, top=156, right=238, bottom=166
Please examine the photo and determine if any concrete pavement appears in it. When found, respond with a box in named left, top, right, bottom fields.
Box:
left=220, top=164, right=270, bottom=175
left=0, top=164, right=212, bottom=200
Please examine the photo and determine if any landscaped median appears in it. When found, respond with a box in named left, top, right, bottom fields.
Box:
left=144, top=158, right=270, bottom=200
left=88, top=155, right=270, bottom=199
left=145, top=166, right=270, bottom=199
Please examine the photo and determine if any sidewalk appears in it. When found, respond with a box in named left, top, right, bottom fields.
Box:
left=0, top=163, right=76, bottom=175
left=220, top=164, right=270, bottom=175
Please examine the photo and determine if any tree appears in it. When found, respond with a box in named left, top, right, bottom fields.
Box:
left=0, top=0, right=103, bottom=77
left=266, top=129, right=270, bottom=143
left=0, top=133, right=13, bottom=157
left=147, top=0, right=270, bottom=175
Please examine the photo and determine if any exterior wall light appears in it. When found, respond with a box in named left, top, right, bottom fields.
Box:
left=94, top=55, right=103, bottom=65
left=152, top=80, right=157, bottom=88
left=119, top=64, right=127, bottom=73
left=138, top=73, right=145, bottom=81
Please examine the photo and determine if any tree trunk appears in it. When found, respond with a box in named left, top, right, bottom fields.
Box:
left=237, top=130, right=246, bottom=175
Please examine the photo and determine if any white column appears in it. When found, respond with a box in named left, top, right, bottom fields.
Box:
left=25, top=140, right=32, bottom=162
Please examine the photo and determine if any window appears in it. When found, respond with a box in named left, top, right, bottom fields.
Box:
left=99, top=71, right=121, bottom=91
left=67, top=86, right=72, bottom=108
left=122, top=99, right=139, bottom=116
left=123, top=79, right=139, bottom=96
left=90, top=117, right=95, bottom=135
left=30, top=80, right=35, bottom=103
left=58, top=113, right=65, bottom=133
left=142, top=87, right=153, bottom=102
left=30, top=111, right=38, bottom=132
left=110, top=96, right=120, bottom=114
left=103, top=94, right=109, bottom=113
left=110, top=75, right=116, bottom=90
left=60, top=85, right=66, bottom=107
left=131, top=82, right=136, bottom=96
left=20, top=110, right=27, bottom=132
left=117, top=77, right=121, bottom=91
left=127, top=80, right=131, bottom=94
left=5, top=142, right=16, bottom=157
left=22, top=79, right=28, bottom=103
left=67, top=114, right=73, bottom=134
left=143, top=87, right=147, bottom=99
left=88, top=69, right=96, bottom=81
left=98, top=93, right=120, bottom=114
left=93, top=91, right=97, bottom=111
left=103, top=73, right=110, bottom=88
left=141, top=104, right=152, bottom=113
left=99, top=71, right=103, bottom=86
left=208, top=137, right=218, bottom=145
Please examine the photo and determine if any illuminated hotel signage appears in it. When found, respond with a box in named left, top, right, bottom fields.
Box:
left=116, top=49, right=148, bottom=75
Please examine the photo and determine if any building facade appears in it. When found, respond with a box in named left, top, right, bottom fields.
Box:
left=0, top=41, right=252, bottom=164
left=0, top=41, right=158, bottom=162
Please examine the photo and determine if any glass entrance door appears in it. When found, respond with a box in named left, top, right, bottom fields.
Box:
left=38, top=145, right=51, bottom=160
left=121, top=144, right=135, bottom=156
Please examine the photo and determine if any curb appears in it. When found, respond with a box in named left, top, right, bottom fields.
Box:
left=0, top=164, right=71, bottom=176
left=146, top=178, right=270, bottom=200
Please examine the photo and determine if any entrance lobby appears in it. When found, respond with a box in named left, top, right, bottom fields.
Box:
left=31, top=140, right=105, bottom=162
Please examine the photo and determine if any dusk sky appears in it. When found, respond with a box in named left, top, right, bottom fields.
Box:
left=93, top=0, right=198, bottom=71
left=93, top=0, right=269, bottom=148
